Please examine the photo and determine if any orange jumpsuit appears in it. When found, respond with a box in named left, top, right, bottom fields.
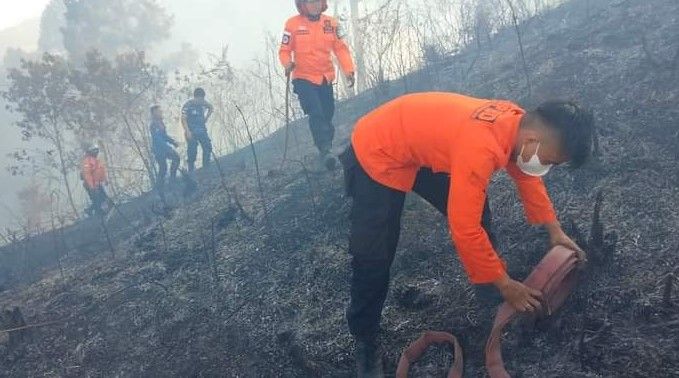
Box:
left=351, top=92, right=557, bottom=284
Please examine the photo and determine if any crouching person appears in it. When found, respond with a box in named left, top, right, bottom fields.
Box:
left=341, top=92, right=594, bottom=377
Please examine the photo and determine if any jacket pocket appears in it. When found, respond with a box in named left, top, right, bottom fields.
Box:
left=294, top=32, right=312, bottom=52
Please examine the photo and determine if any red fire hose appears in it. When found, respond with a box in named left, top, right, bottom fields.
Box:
left=396, top=246, right=581, bottom=378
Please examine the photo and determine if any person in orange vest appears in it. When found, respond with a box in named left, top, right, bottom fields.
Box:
left=339, top=92, right=594, bottom=377
left=81, top=144, right=110, bottom=216
left=279, top=0, right=355, bottom=171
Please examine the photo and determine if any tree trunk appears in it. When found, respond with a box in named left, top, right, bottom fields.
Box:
left=122, top=115, right=156, bottom=190
left=53, top=122, right=80, bottom=219
left=350, top=0, right=365, bottom=93
left=506, top=0, right=532, bottom=96
left=99, top=141, right=119, bottom=198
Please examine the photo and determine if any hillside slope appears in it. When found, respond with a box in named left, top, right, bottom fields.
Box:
left=1, top=0, right=679, bottom=376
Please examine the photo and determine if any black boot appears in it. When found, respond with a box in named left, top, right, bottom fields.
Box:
left=354, top=337, right=384, bottom=378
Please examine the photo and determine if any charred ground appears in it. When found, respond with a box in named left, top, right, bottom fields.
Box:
left=1, top=0, right=679, bottom=376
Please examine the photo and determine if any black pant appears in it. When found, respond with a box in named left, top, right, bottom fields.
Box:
left=293, top=78, right=335, bottom=154
left=85, top=184, right=109, bottom=215
left=340, top=147, right=495, bottom=340
left=187, top=129, right=212, bottom=171
left=155, top=146, right=180, bottom=190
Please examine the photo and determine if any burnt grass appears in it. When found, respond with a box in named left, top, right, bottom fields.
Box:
left=1, top=0, right=679, bottom=376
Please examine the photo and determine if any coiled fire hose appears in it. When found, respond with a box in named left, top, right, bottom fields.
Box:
left=396, top=246, right=581, bottom=378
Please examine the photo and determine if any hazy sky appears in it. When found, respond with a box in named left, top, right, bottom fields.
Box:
left=0, top=0, right=340, bottom=65
left=0, top=0, right=50, bottom=29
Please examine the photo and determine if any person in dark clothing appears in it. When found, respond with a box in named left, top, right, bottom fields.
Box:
left=181, top=87, right=214, bottom=172
left=150, top=104, right=180, bottom=195
left=292, top=79, right=336, bottom=165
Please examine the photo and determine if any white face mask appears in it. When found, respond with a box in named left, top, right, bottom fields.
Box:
left=516, top=142, right=552, bottom=177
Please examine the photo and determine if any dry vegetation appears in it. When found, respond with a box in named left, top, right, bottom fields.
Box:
left=1, top=0, right=679, bottom=376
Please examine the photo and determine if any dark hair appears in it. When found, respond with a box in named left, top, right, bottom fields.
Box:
left=150, top=104, right=161, bottom=115
left=86, top=145, right=99, bottom=155
left=194, top=87, right=206, bottom=98
left=534, top=101, right=594, bottom=168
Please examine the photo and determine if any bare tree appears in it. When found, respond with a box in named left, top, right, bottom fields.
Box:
left=3, top=54, right=82, bottom=218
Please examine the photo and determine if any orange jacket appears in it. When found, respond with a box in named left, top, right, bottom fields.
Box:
left=279, top=14, right=354, bottom=85
left=81, top=155, right=107, bottom=190
left=352, top=92, right=558, bottom=284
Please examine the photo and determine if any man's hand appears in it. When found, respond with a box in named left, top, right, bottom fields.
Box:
left=346, top=72, right=355, bottom=88
left=284, top=62, right=296, bottom=76
left=545, top=222, right=587, bottom=262
left=493, top=274, right=543, bottom=313
left=184, top=130, right=192, bottom=141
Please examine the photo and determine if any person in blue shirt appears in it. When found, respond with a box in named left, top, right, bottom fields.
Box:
left=181, top=88, right=214, bottom=172
left=150, top=104, right=180, bottom=194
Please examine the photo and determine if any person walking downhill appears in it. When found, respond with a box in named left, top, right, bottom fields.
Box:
left=279, top=0, right=356, bottom=171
